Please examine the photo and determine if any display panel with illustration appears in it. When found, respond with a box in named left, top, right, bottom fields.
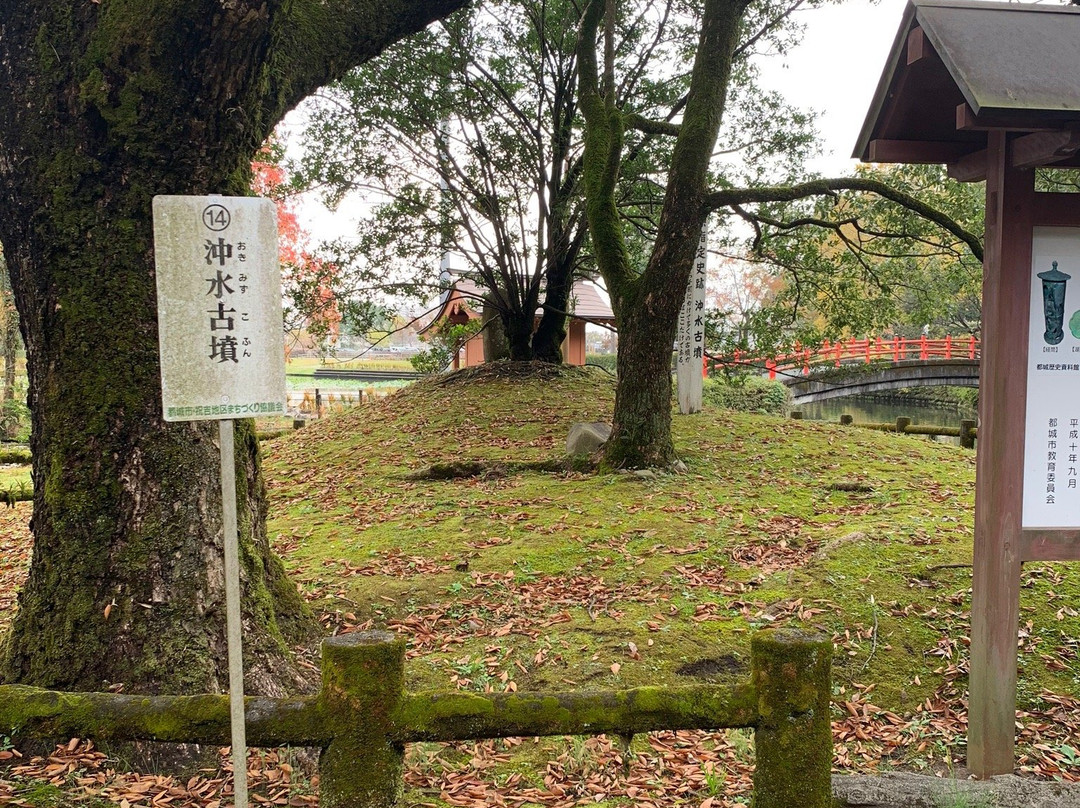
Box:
left=1023, top=228, right=1080, bottom=528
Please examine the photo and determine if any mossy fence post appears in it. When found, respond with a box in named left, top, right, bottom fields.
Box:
left=751, top=629, right=832, bottom=808
left=960, top=418, right=976, bottom=449
left=319, top=631, right=406, bottom=808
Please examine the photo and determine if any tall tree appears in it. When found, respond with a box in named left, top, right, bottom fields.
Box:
left=703, top=257, right=786, bottom=357
left=252, top=143, right=344, bottom=355
left=294, top=0, right=590, bottom=362
left=292, top=0, right=703, bottom=362
left=577, top=0, right=982, bottom=468
left=0, top=0, right=465, bottom=694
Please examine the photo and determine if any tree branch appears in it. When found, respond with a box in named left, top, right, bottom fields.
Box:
left=577, top=0, right=634, bottom=301
left=704, top=177, right=985, bottom=262
left=624, top=113, right=681, bottom=137
left=732, top=0, right=806, bottom=61
left=265, top=0, right=470, bottom=123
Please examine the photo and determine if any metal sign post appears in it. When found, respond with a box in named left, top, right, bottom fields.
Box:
left=218, top=418, right=247, bottom=808
left=153, top=195, right=286, bottom=808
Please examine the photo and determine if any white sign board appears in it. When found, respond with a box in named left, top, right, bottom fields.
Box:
left=1023, top=227, right=1080, bottom=528
left=677, top=228, right=707, bottom=414
left=153, top=196, right=286, bottom=422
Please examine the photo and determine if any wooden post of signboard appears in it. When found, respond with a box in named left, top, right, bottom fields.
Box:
left=968, top=131, right=1034, bottom=777
left=850, top=0, right=1080, bottom=779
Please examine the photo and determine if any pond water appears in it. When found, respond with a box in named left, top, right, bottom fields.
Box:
left=795, top=396, right=976, bottom=444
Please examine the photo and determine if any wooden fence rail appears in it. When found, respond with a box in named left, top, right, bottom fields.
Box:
left=0, top=629, right=832, bottom=808
left=790, top=411, right=978, bottom=449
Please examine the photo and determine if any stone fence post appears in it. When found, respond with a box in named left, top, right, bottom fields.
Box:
left=1, top=628, right=836, bottom=808
left=319, top=631, right=406, bottom=808
left=751, top=629, right=833, bottom=808
left=960, top=418, right=976, bottom=449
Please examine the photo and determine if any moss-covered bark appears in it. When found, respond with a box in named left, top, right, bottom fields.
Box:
left=395, top=682, right=758, bottom=741
left=0, top=684, right=329, bottom=746
left=532, top=242, right=578, bottom=364
left=481, top=299, right=511, bottom=362
left=0, top=0, right=465, bottom=695
left=576, top=0, right=748, bottom=468
left=318, top=631, right=406, bottom=808
left=605, top=298, right=682, bottom=467
left=504, top=303, right=539, bottom=362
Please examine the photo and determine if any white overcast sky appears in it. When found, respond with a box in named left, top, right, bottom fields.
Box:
left=754, top=0, right=909, bottom=176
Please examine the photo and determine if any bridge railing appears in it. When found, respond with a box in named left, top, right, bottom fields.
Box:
left=709, top=335, right=981, bottom=380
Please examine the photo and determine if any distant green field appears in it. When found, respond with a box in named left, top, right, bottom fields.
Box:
left=286, top=356, right=416, bottom=374
left=0, top=462, right=31, bottom=498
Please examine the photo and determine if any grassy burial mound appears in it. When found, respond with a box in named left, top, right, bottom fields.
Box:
left=3, top=362, right=1080, bottom=806
left=264, top=364, right=1080, bottom=785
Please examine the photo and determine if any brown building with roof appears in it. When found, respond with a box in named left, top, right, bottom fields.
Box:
left=427, top=276, right=615, bottom=368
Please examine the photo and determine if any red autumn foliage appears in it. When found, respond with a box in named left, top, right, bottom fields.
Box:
left=251, top=145, right=342, bottom=347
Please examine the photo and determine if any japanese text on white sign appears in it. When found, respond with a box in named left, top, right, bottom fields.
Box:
left=677, top=228, right=708, bottom=414
left=153, top=196, right=286, bottom=422
left=1023, top=227, right=1080, bottom=528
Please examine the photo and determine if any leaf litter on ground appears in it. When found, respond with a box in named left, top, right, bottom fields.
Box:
left=4, top=364, right=1080, bottom=806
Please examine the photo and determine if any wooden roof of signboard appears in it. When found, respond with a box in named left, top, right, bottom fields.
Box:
left=854, top=0, right=1080, bottom=177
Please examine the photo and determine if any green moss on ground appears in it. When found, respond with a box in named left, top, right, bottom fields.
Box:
left=261, top=364, right=1010, bottom=712
left=7, top=363, right=1080, bottom=801
left=2, top=779, right=112, bottom=808
left=205, top=364, right=1080, bottom=795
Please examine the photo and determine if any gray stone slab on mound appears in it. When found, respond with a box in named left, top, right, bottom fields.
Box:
left=566, top=422, right=611, bottom=455
left=833, top=772, right=1080, bottom=807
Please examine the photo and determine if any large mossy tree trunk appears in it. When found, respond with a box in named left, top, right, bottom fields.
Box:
left=482, top=298, right=511, bottom=362
left=0, top=0, right=464, bottom=695
left=532, top=167, right=588, bottom=365
left=577, top=0, right=745, bottom=468
left=504, top=305, right=539, bottom=362
left=0, top=258, right=18, bottom=441
left=605, top=285, right=682, bottom=468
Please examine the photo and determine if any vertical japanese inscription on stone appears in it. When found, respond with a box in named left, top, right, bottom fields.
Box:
left=677, top=227, right=707, bottom=414
left=153, top=196, right=286, bottom=421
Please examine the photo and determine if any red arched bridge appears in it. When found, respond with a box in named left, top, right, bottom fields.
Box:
left=708, top=336, right=981, bottom=406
